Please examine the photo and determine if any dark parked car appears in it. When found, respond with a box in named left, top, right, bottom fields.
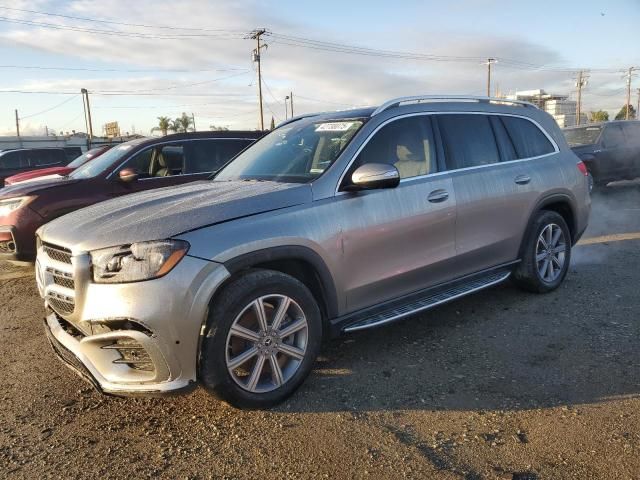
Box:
left=563, top=120, right=640, bottom=190
left=0, top=131, right=262, bottom=262
left=0, top=148, right=71, bottom=186
left=4, top=145, right=113, bottom=186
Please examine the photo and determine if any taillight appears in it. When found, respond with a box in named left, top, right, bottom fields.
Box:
left=576, top=161, right=589, bottom=176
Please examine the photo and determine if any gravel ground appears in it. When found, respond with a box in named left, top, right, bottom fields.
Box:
left=1, top=184, right=639, bottom=479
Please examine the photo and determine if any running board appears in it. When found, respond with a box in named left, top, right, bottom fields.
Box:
left=342, top=270, right=511, bottom=333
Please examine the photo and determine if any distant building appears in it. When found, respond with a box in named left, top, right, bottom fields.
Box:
left=0, top=133, right=142, bottom=152
left=505, top=89, right=588, bottom=128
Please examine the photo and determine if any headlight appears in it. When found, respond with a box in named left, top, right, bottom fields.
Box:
left=91, top=239, right=189, bottom=284
left=0, top=197, right=31, bottom=217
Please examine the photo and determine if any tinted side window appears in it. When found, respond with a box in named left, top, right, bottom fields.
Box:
left=119, top=148, right=154, bottom=178
left=501, top=116, right=555, bottom=159
left=186, top=139, right=251, bottom=174
left=602, top=125, right=625, bottom=148
left=352, top=116, right=436, bottom=180
left=620, top=123, right=640, bottom=145
left=438, top=114, right=500, bottom=169
left=0, top=151, right=26, bottom=170
left=29, top=149, right=64, bottom=166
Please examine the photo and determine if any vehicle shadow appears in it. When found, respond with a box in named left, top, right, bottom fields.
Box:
left=279, top=272, right=640, bottom=413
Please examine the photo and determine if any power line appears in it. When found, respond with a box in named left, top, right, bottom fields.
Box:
left=0, top=16, right=243, bottom=40
left=0, top=64, right=247, bottom=73
left=0, top=89, right=253, bottom=97
left=0, top=5, right=246, bottom=33
left=19, top=94, right=79, bottom=119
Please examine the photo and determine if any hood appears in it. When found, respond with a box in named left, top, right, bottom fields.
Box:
left=38, top=180, right=312, bottom=252
left=5, top=167, right=72, bottom=185
left=0, top=175, right=80, bottom=198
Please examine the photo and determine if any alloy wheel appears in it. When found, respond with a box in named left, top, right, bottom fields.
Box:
left=225, top=294, right=309, bottom=393
left=535, top=223, right=566, bottom=283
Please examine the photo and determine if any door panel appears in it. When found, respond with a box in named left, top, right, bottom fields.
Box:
left=598, top=125, right=627, bottom=179
left=450, top=162, right=535, bottom=275
left=340, top=176, right=457, bottom=312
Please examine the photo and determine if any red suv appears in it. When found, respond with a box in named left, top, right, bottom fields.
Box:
left=0, top=131, right=262, bottom=262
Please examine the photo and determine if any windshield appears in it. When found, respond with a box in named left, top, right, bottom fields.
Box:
left=215, top=119, right=364, bottom=183
left=67, top=147, right=104, bottom=169
left=70, top=142, right=140, bottom=179
left=564, top=126, right=602, bottom=146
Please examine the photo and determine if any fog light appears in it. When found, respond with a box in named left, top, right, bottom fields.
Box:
left=103, top=339, right=154, bottom=372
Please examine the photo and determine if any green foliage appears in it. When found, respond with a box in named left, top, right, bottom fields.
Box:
left=209, top=125, right=229, bottom=131
left=614, top=104, right=636, bottom=120
left=589, top=110, right=609, bottom=122
left=169, top=113, right=194, bottom=133
left=151, top=116, right=172, bottom=136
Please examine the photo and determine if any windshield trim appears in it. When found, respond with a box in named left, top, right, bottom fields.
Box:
left=211, top=116, right=368, bottom=183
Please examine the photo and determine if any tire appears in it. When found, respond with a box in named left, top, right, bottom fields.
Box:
left=513, top=210, right=572, bottom=293
left=199, top=269, right=323, bottom=409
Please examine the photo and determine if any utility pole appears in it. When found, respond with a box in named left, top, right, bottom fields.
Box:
left=623, top=67, right=637, bottom=120
left=284, top=95, right=289, bottom=120
left=289, top=91, right=294, bottom=117
left=191, top=112, right=196, bottom=132
left=81, top=88, right=94, bottom=147
left=575, top=70, right=588, bottom=126
left=485, top=58, right=497, bottom=97
left=249, top=29, right=267, bottom=131
left=14, top=109, right=20, bottom=137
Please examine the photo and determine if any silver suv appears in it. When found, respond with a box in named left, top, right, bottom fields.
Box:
left=36, top=96, right=590, bottom=408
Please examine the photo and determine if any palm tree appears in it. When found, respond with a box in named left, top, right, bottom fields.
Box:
left=151, top=116, right=172, bottom=136
left=174, top=112, right=194, bottom=133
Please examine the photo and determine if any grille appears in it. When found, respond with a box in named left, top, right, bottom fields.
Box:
left=46, top=267, right=75, bottom=290
left=47, top=291, right=75, bottom=315
left=43, top=243, right=72, bottom=264
left=103, top=339, right=154, bottom=372
left=53, top=276, right=75, bottom=289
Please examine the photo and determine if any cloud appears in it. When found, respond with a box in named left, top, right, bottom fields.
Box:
left=0, top=0, right=632, bottom=133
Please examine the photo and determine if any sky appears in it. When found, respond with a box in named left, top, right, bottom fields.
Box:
left=0, top=0, right=638, bottom=136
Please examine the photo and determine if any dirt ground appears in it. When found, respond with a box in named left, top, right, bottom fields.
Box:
left=1, top=184, right=639, bottom=479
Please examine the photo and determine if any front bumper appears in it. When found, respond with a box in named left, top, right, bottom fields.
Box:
left=0, top=206, right=43, bottom=262
left=38, top=250, right=231, bottom=396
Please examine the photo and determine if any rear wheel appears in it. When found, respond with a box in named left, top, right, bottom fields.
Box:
left=199, top=269, right=322, bottom=409
left=513, top=211, right=571, bottom=293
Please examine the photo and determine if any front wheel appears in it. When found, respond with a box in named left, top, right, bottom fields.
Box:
left=199, top=269, right=322, bottom=409
left=513, top=211, right=572, bottom=293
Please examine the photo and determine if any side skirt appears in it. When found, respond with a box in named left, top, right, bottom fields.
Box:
left=330, top=263, right=517, bottom=335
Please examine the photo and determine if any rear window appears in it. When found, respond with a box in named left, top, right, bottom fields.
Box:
left=438, top=114, right=500, bottom=169
left=501, top=117, right=555, bottom=158
left=563, top=126, right=602, bottom=147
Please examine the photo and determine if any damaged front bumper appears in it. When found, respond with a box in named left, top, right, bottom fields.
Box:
left=38, top=248, right=231, bottom=397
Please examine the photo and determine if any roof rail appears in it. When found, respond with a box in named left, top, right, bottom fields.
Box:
left=276, top=112, right=334, bottom=129
left=371, top=95, right=539, bottom=117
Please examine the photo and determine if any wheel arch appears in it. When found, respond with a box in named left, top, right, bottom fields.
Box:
left=220, top=246, right=339, bottom=324
left=518, top=194, right=578, bottom=259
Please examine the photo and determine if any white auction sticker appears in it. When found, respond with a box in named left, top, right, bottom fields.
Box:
left=315, top=122, right=355, bottom=132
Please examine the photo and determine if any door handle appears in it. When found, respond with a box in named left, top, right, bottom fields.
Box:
left=427, top=189, right=449, bottom=203
left=514, top=175, right=531, bottom=185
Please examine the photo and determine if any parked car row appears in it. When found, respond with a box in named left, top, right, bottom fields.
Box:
left=14, top=95, right=590, bottom=409
left=0, top=131, right=262, bottom=262
left=0, top=146, right=81, bottom=186
left=4, top=145, right=113, bottom=186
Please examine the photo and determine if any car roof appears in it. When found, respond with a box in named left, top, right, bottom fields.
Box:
left=563, top=120, right=640, bottom=130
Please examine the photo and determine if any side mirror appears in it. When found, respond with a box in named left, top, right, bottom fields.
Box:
left=118, top=168, right=139, bottom=183
left=348, top=163, right=400, bottom=190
